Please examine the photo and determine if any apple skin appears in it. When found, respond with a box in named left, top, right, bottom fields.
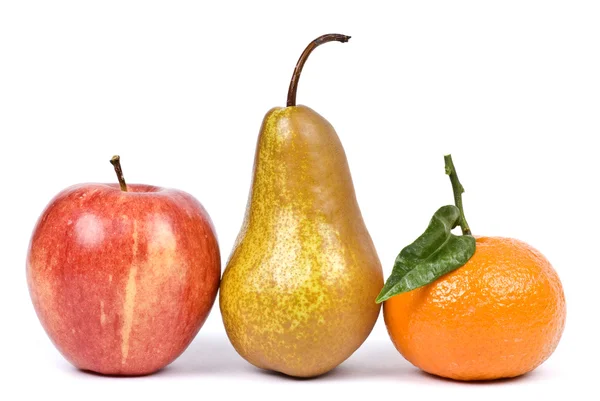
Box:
left=27, top=183, right=221, bottom=376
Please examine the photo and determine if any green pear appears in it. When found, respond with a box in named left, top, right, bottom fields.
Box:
left=220, top=34, right=383, bottom=378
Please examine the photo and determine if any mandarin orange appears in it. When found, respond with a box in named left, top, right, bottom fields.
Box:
left=383, top=236, right=566, bottom=381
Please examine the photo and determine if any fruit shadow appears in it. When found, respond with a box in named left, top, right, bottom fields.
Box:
left=68, top=334, right=545, bottom=384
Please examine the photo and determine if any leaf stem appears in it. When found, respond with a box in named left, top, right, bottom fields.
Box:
left=286, top=34, right=351, bottom=107
left=110, top=155, right=128, bottom=192
left=444, top=154, right=471, bottom=235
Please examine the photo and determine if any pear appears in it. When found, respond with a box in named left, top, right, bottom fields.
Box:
left=220, top=34, right=383, bottom=378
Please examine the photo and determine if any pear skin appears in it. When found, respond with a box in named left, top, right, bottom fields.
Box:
left=220, top=105, right=383, bottom=377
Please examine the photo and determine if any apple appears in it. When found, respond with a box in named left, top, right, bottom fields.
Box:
left=26, top=156, right=220, bottom=376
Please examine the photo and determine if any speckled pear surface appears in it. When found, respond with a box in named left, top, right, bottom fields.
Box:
left=220, top=105, right=383, bottom=378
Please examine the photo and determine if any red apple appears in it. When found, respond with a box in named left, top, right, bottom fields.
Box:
left=26, top=156, right=220, bottom=376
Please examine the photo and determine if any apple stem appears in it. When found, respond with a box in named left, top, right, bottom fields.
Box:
left=286, top=33, right=351, bottom=107
left=110, top=155, right=128, bottom=192
left=444, top=154, right=471, bottom=235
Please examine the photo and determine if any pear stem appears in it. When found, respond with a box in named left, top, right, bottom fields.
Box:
left=444, top=154, right=471, bottom=235
left=110, top=155, right=128, bottom=192
left=286, top=34, right=351, bottom=107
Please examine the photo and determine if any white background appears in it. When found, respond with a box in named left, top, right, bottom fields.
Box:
left=1, top=1, right=598, bottom=399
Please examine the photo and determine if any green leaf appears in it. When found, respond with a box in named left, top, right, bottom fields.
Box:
left=375, top=205, right=476, bottom=303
